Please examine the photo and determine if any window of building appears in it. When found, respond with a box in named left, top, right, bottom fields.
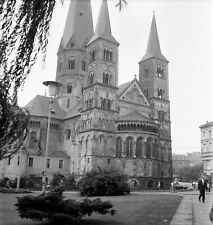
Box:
left=126, top=137, right=133, bottom=157
left=66, top=128, right=71, bottom=140
left=82, top=60, right=86, bottom=71
left=209, top=130, right=212, bottom=138
left=103, top=49, right=113, bottom=61
left=67, top=84, right=72, bottom=93
left=47, top=159, right=50, bottom=168
left=116, top=137, right=122, bottom=157
left=146, top=138, right=152, bottom=158
left=90, top=50, right=96, bottom=61
left=89, top=72, right=94, bottom=85
left=59, top=160, right=63, bottom=169
left=103, top=73, right=111, bottom=85
left=144, top=66, right=149, bottom=76
left=87, top=158, right=90, bottom=164
left=28, top=157, right=34, bottom=167
left=68, top=57, right=75, bottom=70
left=136, top=137, right=143, bottom=157
left=107, top=159, right=111, bottom=164
left=144, top=89, right=149, bottom=97
left=158, top=110, right=165, bottom=121
left=157, top=67, right=164, bottom=77
left=107, top=99, right=111, bottom=109
left=157, top=88, right=164, bottom=99
left=17, top=156, right=20, bottom=166
left=70, top=42, right=75, bottom=47
left=8, top=156, right=11, bottom=165
left=99, top=136, right=102, bottom=144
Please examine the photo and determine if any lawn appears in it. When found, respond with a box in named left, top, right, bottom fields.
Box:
left=0, top=192, right=182, bottom=225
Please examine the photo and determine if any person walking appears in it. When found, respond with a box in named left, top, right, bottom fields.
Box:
left=198, top=174, right=207, bottom=203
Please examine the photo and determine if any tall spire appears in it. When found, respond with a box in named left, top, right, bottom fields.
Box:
left=140, top=13, right=168, bottom=62
left=88, top=0, right=119, bottom=45
left=61, top=0, right=94, bottom=48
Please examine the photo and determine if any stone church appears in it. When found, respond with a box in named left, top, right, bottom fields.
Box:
left=0, top=0, right=172, bottom=189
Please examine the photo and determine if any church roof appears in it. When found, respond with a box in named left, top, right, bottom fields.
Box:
left=140, top=14, right=168, bottom=63
left=118, top=110, right=152, bottom=123
left=118, top=80, right=132, bottom=96
left=25, top=95, right=66, bottom=120
left=61, top=0, right=94, bottom=48
left=87, top=0, right=119, bottom=45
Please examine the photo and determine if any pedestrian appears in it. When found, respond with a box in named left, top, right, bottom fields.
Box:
left=198, top=174, right=207, bottom=203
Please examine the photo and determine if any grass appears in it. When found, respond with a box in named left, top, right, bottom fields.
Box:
left=0, top=192, right=182, bottom=225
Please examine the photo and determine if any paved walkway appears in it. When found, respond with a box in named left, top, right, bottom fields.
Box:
left=170, top=191, right=213, bottom=225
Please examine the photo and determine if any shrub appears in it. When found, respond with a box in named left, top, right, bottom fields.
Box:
left=15, top=187, right=115, bottom=224
left=79, top=169, right=130, bottom=196
left=51, top=173, right=77, bottom=190
left=0, top=187, right=31, bottom=194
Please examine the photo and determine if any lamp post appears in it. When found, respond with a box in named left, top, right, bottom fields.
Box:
left=42, top=81, right=61, bottom=193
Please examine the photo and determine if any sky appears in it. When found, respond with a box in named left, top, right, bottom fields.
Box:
left=18, top=0, right=213, bottom=155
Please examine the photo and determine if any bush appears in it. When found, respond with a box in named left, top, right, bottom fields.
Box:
left=15, top=187, right=115, bottom=224
left=79, top=169, right=130, bottom=196
left=51, top=173, right=77, bottom=190
left=0, top=187, right=31, bottom=194
left=10, top=176, right=35, bottom=189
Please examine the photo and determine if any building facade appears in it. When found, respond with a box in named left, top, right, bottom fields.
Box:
left=0, top=0, right=172, bottom=189
left=200, top=121, right=213, bottom=175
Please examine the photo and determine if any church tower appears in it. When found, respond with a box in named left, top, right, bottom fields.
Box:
left=139, top=14, right=172, bottom=177
left=78, top=0, right=119, bottom=172
left=56, top=0, right=94, bottom=112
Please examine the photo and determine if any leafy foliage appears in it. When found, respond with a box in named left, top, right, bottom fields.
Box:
left=0, top=86, right=28, bottom=159
left=79, top=169, right=130, bottom=196
left=174, top=163, right=204, bottom=182
left=51, top=173, right=77, bottom=190
left=15, top=187, right=115, bottom=224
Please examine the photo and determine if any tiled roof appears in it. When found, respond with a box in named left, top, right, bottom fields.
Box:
left=118, top=80, right=132, bottom=96
left=25, top=95, right=66, bottom=120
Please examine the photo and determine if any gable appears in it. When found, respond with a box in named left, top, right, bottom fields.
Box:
left=119, top=79, right=150, bottom=106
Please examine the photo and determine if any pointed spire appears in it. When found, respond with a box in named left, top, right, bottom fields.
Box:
left=140, top=13, right=168, bottom=62
left=61, top=0, right=94, bottom=48
left=88, top=0, right=119, bottom=45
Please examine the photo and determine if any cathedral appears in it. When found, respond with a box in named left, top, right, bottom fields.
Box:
left=0, top=0, right=172, bottom=189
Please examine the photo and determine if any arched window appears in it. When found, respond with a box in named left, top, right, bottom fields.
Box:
left=67, top=83, right=72, bottom=93
left=103, top=73, right=110, bottom=85
left=68, top=57, right=75, bottom=70
left=153, top=139, right=159, bottom=158
left=107, top=99, right=111, bottom=109
left=89, top=72, right=94, bottom=85
left=116, top=137, right=122, bottom=157
left=29, top=131, right=37, bottom=148
left=65, top=128, right=71, bottom=140
left=136, top=137, right=143, bottom=158
left=126, top=137, right=133, bottom=157
left=146, top=138, right=152, bottom=158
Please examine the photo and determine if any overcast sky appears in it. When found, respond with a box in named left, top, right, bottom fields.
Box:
left=18, top=0, right=213, bottom=154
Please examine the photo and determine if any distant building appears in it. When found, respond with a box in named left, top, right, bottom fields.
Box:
left=199, top=121, right=213, bottom=175
left=172, top=154, right=190, bottom=173
left=172, top=152, right=202, bottom=174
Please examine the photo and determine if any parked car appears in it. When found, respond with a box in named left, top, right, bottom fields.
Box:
left=175, top=182, right=193, bottom=191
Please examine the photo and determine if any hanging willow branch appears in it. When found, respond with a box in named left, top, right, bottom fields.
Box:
left=0, top=0, right=58, bottom=97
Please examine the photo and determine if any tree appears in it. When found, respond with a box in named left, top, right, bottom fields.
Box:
left=175, top=163, right=203, bottom=182
left=0, top=0, right=127, bottom=159
left=0, top=82, right=28, bottom=160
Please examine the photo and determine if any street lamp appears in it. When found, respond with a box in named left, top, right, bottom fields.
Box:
left=42, top=80, right=61, bottom=193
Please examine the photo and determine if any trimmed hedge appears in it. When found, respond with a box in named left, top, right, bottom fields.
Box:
left=15, top=187, right=115, bottom=224
left=79, top=169, right=131, bottom=196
